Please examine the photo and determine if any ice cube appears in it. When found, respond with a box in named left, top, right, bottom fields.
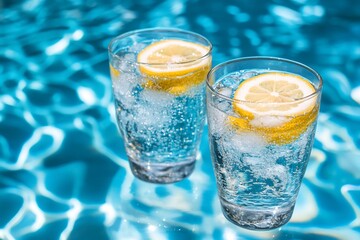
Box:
left=133, top=91, right=173, bottom=127
left=243, top=156, right=287, bottom=186
left=269, top=164, right=287, bottom=180
left=123, top=53, right=137, bottom=62
left=138, top=106, right=170, bottom=127
left=218, top=87, right=233, bottom=98
left=229, top=131, right=267, bottom=153
left=140, top=89, right=174, bottom=108
left=112, top=73, right=134, bottom=99
left=111, top=53, right=137, bottom=73
left=207, top=104, right=229, bottom=135
left=128, top=43, right=147, bottom=53
left=240, top=70, right=259, bottom=80
left=117, top=59, right=133, bottom=72
left=250, top=115, right=288, bottom=128
left=242, top=156, right=271, bottom=179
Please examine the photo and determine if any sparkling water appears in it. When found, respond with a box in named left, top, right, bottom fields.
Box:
left=111, top=52, right=206, bottom=183
left=207, top=70, right=318, bottom=230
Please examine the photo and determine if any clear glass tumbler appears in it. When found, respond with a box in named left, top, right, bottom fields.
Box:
left=108, top=28, right=212, bottom=183
left=206, top=57, right=322, bottom=230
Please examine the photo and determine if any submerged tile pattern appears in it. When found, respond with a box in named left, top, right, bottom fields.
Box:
left=1, top=0, right=360, bottom=239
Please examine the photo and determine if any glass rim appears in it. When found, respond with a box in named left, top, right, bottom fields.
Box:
left=108, top=27, right=213, bottom=66
left=206, top=56, right=323, bottom=105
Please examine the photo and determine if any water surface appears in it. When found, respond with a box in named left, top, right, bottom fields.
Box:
left=1, top=0, right=360, bottom=239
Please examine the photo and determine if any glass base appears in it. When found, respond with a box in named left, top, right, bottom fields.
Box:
left=128, top=156, right=196, bottom=184
left=220, top=198, right=294, bottom=230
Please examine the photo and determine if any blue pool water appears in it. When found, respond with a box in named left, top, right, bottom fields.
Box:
left=1, top=0, right=360, bottom=239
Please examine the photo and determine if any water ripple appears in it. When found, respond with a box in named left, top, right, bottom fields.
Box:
left=1, top=0, right=360, bottom=239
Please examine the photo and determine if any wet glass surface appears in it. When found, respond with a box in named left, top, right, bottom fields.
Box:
left=1, top=0, right=360, bottom=239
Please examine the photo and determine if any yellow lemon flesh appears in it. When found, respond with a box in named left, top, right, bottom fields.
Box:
left=109, top=65, right=120, bottom=77
left=230, top=72, right=318, bottom=145
left=137, top=39, right=211, bottom=95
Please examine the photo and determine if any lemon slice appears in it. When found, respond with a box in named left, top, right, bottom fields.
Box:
left=233, top=72, right=316, bottom=118
left=230, top=72, right=318, bottom=145
left=137, top=39, right=211, bottom=95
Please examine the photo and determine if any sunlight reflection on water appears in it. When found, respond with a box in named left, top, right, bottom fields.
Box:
left=0, top=0, right=360, bottom=239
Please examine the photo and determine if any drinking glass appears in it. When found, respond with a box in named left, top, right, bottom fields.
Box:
left=206, top=57, right=322, bottom=230
left=108, top=28, right=212, bottom=183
